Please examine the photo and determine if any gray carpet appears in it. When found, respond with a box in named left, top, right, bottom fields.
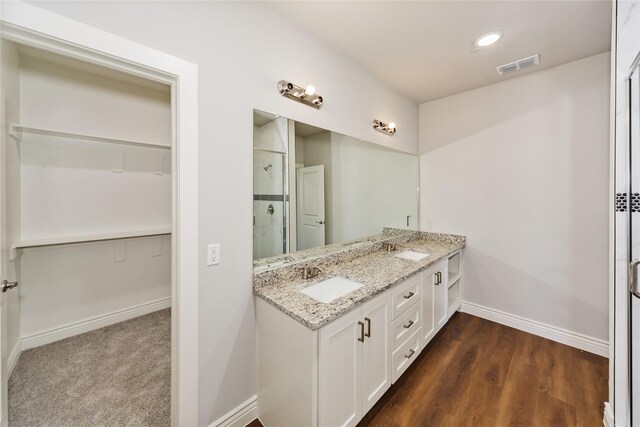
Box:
left=9, top=309, right=171, bottom=427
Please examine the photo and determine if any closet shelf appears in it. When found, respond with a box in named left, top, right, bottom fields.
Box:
left=10, top=228, right=171, bottom=260
left=9, top=124, right=171, bottom=150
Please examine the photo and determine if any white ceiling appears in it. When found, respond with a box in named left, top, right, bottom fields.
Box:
left=267, top=1, right=612, bottom=103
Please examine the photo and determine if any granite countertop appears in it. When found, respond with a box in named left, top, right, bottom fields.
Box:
left=253, top=232, right=465, bottom=330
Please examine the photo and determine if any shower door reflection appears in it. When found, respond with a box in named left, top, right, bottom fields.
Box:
left=253, top=114, right=289, bottom=260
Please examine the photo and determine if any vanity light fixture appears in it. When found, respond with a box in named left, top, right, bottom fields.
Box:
left=277, top=80, right=323, bottom=109
left=475, top=31, right=502, bottom=47
left=373, top=119, right=397, bottom=136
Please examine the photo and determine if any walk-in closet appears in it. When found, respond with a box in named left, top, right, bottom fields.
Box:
left=1, top=40, right=173, bottom=425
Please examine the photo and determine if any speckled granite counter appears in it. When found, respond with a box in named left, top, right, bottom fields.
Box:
left=253, top=231, right=465, bottom=330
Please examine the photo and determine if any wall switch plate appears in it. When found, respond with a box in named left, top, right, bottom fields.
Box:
left=207, top=244, right=220, bottom=266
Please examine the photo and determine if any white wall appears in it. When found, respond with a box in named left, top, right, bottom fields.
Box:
left=19, top=54, right=171, bottom=146
left=328, top=133, right=418, bottom=240
left=295, top=135, right=305, bottom=165
left=419, top=52, right=610, bottom=342
left=253, top=119, right=287, bottom=154
left=14, top=51, right=172, bottom=345
left=24, top=2, right=419, bottom=424
left=1, top=40, right=22, bottom=365
left=302, top=131, right=418, bottom=245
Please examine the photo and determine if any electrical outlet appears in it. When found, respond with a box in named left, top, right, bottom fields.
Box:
left=207, top=244, right=220, bottom=266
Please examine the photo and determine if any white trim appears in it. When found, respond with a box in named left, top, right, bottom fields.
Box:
left=0, top=4, right=199, bottom=426
left=21, top=297, right=171, bottom=350
left=603, top=402, right=614, bottom=427
left=460, top=301, right=609, bottom=357
left=209, top=396, right=259, bottom=427
left=7, top=340, right=21, bottom=379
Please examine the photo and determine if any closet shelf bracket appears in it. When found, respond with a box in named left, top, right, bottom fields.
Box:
left=10, top=247, right=22, bottom=261
left=9, top=124, right=21, bottom=141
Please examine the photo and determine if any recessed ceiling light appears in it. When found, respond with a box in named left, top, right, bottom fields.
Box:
left=475, top=31, right=502, bottom=47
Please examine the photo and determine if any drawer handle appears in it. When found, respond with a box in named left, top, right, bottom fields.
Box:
left=435, top=272, right=441, bottom=285
left=404, top=349, right=416, bottom=359
left=365, top=317, right=371, bottom=337
left=358, top=321, right=365, bottom=342
left=403, top=291, right=415, bottom=299
left=403, top=320, right=414, bottom=329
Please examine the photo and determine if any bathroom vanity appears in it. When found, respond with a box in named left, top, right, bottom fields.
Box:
left=254, top=231, right=465, bottom=427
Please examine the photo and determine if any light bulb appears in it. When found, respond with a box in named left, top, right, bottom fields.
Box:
left=475, top=31, right=502, bottom=47
left=388, top=122, right=396, bottom=129
left=304, top=85, right=316, bottom=96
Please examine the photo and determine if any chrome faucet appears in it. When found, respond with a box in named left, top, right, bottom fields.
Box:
left=383, top=242, right=406, bottom=252
left=310, top=266, right=323, bottom=278
left=298, top=266, right=324, bottom=279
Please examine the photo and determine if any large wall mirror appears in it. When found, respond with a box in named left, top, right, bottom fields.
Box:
left=253, top=109, right=419, bottom=264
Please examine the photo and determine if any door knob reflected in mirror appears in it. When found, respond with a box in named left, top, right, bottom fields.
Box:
left=2, top=280, right=18, bottom=293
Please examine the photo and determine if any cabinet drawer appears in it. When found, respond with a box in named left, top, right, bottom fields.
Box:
left=391, top=300, right=421, bottom=351
left=391, top=327, right=421, bottom=383
left=391, top=274, right=421, bottom=319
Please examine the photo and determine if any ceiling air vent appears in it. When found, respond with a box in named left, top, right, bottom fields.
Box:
left=497, top=54, right=540, bottom=75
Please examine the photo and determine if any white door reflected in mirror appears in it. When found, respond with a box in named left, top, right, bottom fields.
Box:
left=297, top=165, right=326, bottom=251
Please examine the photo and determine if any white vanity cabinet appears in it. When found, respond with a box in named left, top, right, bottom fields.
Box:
left=256, top=291, right=391, bottom=427
left=256, top=249, right=463, bottom=427
left=422, top=250, right=463, bottom=347
left=318, top=291, right=391, bottom=426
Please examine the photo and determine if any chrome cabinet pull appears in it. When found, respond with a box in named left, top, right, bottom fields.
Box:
left=404, top=349, right=416, bottom=359
left=435, top=272, right=441, bottom=285
left=364, top=317, right=371, bottom=337
left=403, top=291, right=415, bottom=299
left=403, top=320, right=414, bottom=329
left=358, top=321, right=365, bottom=342
left=631, top=258, right=640, bottom=298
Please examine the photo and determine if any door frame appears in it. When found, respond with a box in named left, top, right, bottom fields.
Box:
left=0, top=3, right=199, bottom=426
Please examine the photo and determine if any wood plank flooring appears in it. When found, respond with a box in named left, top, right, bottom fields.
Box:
left=359, top=312, right=608, bottom=427
left=249, top=312, right=608, bottom=427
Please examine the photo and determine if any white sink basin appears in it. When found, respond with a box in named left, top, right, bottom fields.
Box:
left=300, top=276, right=364, bottom=304
left=395, top=250, right=430, bottom=261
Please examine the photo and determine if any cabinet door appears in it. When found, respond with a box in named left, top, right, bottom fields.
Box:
left=434, top=260, right=449, bottom=330
left=319, top=308, right=363, bottom=427
left=361, top=292, right=392, bottom=414
left=421, top=267, right=436, bottom=345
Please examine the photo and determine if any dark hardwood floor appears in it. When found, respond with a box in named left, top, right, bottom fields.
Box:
left=359, top=312, right=608, bottom=427
left=250, top=312, right=608, bottom=427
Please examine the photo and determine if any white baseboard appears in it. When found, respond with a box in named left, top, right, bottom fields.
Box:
left=21, top=297, right=171, bottom=350
left=603, top=402, right=613, bottom=427
left=7, top=339, right=22, bottom=378
left=460, top=301, right=609, bottom=357
left=209, top=395, right=258, bottom=427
